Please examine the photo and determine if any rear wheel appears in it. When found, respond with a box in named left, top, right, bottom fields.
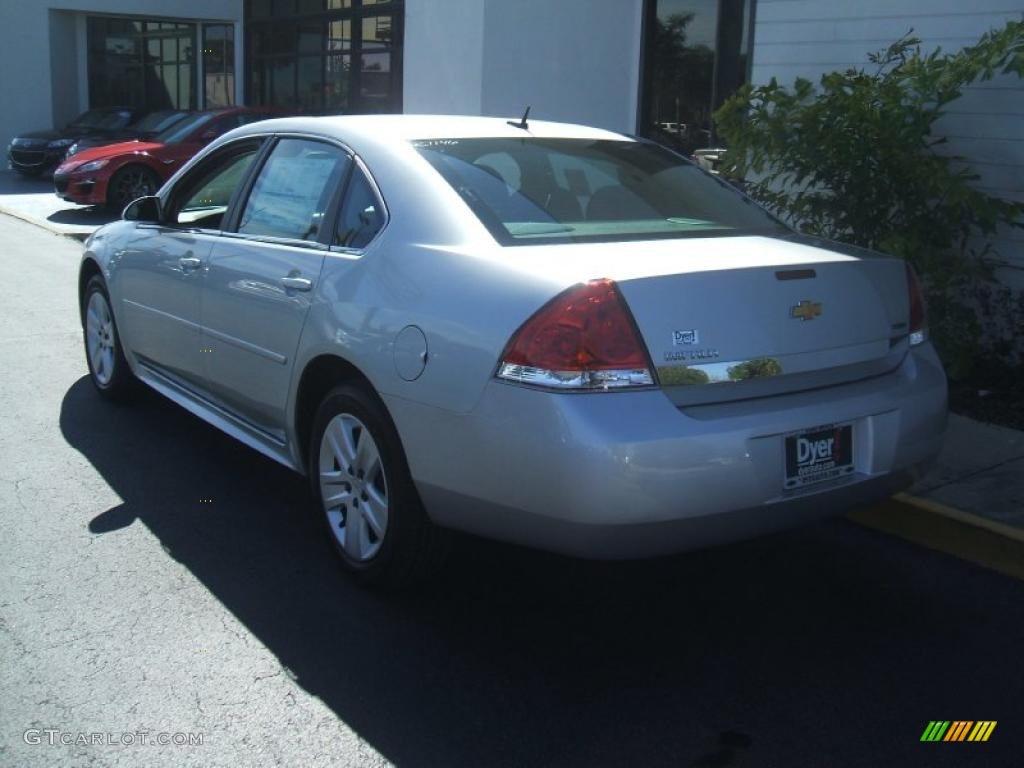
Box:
left=82, top=276, right=135, bottom=400
left=309, top=384, right=449, bottom=587
left=107, top=165, right=159, bottom=211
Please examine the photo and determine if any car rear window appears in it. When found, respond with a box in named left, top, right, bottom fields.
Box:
left=413, top=137, right=785, bottom=245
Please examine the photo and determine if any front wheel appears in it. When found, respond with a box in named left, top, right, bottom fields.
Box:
left=107, top=165, right=159, bottom=211
left=82, top=276, right=135, bottom=400
left=309, top=384, right=449, bottom=587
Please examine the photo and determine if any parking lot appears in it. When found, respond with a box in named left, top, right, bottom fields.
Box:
left=1, top=212, right=1022, bottom=767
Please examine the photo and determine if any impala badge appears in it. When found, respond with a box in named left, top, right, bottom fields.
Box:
left=672, top=329, right=700, bottom=345
left=790, top=300, right=823, bottom=321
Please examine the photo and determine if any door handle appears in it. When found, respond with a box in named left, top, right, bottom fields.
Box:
left=179, top=256, right=202, bottom=270
left=280, top=276, right=313, bottom=292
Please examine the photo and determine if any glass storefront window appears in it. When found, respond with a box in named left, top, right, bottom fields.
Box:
left=641, top=0, right=755, bottom=157
left=361, top=15, right=391, bottom=48
left=203, top=24, right=236, bottom=108
left=298, top=55, right=325, bottom=111
left=325, top=54, right=351, bottom=111
left=246, top=0, right=402, bottom=115
left=88, top=17, right=197, bottom=111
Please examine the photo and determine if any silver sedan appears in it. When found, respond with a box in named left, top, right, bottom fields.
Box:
left=79, top=115, right=947, bottom=585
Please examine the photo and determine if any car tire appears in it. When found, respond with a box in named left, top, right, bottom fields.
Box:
left=107, top=165, right=159, bottom=212
left=82, top=275, right=136, bottom=401
left=309, top=384, right=449, bottom=587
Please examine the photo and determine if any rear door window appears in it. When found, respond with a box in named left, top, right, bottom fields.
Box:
left=237, top=138, right=350, bottom=242
left=334, top=167, right=385, bottom=248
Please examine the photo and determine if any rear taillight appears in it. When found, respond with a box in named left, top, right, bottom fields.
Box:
left=497, top=278, right=654, bottom=390
left=906, top=262, right=927, bottom=346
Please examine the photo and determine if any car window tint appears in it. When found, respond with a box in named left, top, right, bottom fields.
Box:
left=175, top=149, right=259, bottom=229
left=415, top=138, right=788, bottom=246
left=335, top=168, right=384, bottom=248
left=238, top=138, right=349, bottom=242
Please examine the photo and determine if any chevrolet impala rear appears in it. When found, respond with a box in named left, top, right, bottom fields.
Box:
left=384, top=130, right=947, bottom=558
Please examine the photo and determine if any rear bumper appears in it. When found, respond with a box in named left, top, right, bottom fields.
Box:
left=386, top=343, right=948, bottom=559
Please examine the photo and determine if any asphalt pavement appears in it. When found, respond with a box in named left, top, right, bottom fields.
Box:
left=1, top=213, right=1022, bottom=768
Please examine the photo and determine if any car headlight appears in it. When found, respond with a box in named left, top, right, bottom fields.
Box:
left=77, top=159, right=108, bottom=172
left=66, top=142, right=80, bottom=156
left=47, top=138, right=75, bottom=149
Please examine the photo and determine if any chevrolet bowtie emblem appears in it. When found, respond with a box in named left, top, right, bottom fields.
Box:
left=790, top=300, right=823, bottom=321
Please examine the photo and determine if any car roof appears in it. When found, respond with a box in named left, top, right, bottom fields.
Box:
left=230, top=114, right=633, bottom=144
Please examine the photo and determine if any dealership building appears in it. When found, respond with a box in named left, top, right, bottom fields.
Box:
left=1, top=0, right=1021, bottom=281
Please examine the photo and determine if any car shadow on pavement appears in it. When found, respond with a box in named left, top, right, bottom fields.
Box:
left=60, top=376, right=1023, bottom=768
left=47, top=207, right=116, bottom=226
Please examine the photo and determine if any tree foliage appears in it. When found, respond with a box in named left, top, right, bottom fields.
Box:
left=713, top=21, right=1024, bottom=376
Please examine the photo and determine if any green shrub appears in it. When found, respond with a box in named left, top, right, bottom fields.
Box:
left=713, top=22, right=1024, bottom=378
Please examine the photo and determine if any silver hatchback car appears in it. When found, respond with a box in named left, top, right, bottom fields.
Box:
left=79, top=115, right=947, bottom=584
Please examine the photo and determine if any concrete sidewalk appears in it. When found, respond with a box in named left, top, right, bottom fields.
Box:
left=911, top=413, right=1024, bottom=529
left=0, top=169, right=114, bottom=240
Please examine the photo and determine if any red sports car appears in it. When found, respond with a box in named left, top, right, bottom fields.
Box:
left=53, top=107, right=277, bottom=210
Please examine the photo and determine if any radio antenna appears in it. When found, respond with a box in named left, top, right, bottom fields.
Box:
left=507, top=106, right=531, bottom=130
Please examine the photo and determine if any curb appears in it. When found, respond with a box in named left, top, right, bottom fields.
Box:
left=894, top=492, right=1024, bottom=544
left=848, top=494, right=1024, bottom=581
left=0, top=205, right=90, bottom=242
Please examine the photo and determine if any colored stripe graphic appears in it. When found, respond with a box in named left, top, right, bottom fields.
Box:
left=921, top=721, right=996, bottom=742
left=944, top=721, right=972, bottom=741
left=921, top=721, right=950, bottom=741
left=971, top=722, right=997, bottom=742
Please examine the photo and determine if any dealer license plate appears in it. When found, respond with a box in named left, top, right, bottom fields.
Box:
left=784, top=423, right=854, bottom=489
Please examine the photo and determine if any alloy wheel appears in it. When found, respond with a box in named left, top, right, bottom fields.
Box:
left=85, top=291, right=116, bottom=386
left=114, top=168, right=155, bottom=206
left=319, top=413, right=389, bottom=561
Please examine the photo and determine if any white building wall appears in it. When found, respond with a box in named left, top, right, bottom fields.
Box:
left=0, top=0, right=242, bottom=152
left=404, top=0, right=644, bottom=133
left=403, top=0, right=486, bottom=115
left=751, top=0, right=1024, bottom=283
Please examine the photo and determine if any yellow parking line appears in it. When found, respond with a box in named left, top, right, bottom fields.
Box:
left=848, top=497, right=1024, bottom=582
left=894, top=493, right=1024, bottom=545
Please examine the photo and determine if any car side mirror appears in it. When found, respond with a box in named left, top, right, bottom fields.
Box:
left=123, top=195, right=163, bottom=223
left=200, top=129, right=218, bottom=142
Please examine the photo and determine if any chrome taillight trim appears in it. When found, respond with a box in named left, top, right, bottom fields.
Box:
left=497, top=363, right=654, bottom=390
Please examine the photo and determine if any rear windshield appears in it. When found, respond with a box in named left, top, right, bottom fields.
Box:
left=413, top=138, right=786, bottom=245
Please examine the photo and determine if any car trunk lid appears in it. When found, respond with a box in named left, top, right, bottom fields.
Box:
left=495, top=234, right=910, bottom=405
